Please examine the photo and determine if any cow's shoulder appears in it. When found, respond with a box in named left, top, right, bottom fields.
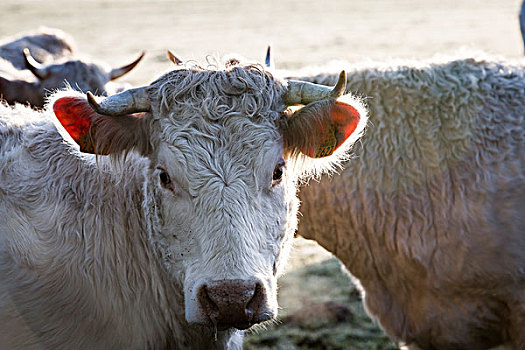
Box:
left=0, top=104, right=57, bottom=154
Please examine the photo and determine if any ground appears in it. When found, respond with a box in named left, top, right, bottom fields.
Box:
left=244, top=239, right=398, bottom=350
left=1, top=1, right=522, bottom=348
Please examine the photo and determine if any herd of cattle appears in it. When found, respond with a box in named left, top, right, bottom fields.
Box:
left=0, top=28, right=144, bottom=107
left=0, top=27, right=523, bottom=350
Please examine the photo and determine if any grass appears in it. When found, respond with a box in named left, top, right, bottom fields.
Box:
left=244, top=248, right=398, bottom=350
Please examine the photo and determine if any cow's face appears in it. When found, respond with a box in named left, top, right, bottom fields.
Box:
left=51, top=61, right=367, bottom=331
left=146, top=108, right=296, bottom=329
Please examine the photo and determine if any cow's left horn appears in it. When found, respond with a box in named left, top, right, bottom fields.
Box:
left=23, top=48, right=51, bottom=80
left=87, top=86, right=151, bottom=116
left=109, top=51, right=146, bottom=80
left=283, top=70, right=347, bottom=105
left=167, top=50, right=183, bottom=65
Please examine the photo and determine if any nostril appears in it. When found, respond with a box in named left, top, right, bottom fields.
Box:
left=246, top=283, right=264, bottom=321
left=197, top=285, right=220, bottom=324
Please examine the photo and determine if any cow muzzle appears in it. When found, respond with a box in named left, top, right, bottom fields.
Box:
left=193, top=278, right=274, bottom=330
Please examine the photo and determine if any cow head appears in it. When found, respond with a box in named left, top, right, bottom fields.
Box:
left=22, top=48, right=144, bottom=105
left=50, top=57, right=367, bottom=331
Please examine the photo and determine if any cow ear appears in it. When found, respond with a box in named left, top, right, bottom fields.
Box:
left=283, top=97, right=365, bottom=158
left=52, top=95, right=150, bottom=155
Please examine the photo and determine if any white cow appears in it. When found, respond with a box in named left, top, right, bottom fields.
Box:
left=0, top=57, right=367, bottom=349
left=290, top=55, right=525, bottom=349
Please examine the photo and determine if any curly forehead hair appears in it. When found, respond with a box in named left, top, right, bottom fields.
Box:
left=151, top=60, right=287, bottom=124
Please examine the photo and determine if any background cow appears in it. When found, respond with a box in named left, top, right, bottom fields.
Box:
left=0, top=56, right=367, bottom=349
left=0, top=27, right=75, bottom=69
left=0, top=27, right=144, bottom=107
left=288, top=55, right=525, bottom=349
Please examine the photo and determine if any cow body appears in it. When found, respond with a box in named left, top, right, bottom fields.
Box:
left=0, top=28, right=143, bottom=108
left=0, top=58, right=367, bottom=349
left=0, top=107, right=225, bottom=348
left=292, top=56, right=525, bottom=349
left=0, top=27, right=75, bottom=70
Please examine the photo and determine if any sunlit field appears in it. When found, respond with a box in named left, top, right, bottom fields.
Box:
left=1, top=0, right=522, bottom=348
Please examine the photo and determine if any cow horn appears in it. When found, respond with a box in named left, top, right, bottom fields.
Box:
left=265, top=45, right=273, bottom=68
left=87, top=86, right=151, bottom=116
left=283, top=70, right=347, bottom=105
left=23, top=48, right=51, bottom=80
left=109, top=51, right=146, bottom=80
left=167, top=50, right=183, bottom=65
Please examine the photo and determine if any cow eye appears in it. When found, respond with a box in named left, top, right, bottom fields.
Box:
left=160, top=171, right=171, bottom=185
left=272, top=159, right=285, bottom=186
left=158, top=168, right=172, bottom=188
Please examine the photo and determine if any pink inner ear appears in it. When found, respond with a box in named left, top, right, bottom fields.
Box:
left=53, top=97, right=101, bottom=154
left=332, top=100, right=361, bottom=145
left=311, top=100, right=361, bottom=158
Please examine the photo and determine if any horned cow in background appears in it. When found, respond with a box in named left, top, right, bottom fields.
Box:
left=0, top=55, right=367, bottom=349
left=288, top=56, right=525, bottom=349
left=0, top=27, right=75, bottom=69
left=0, top=27, right=144, bottom=107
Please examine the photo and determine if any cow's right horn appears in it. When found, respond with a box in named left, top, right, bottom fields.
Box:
left=23, top=48, right=51, bottom=80
left=283, top=70, right=347, bottom=105
left=109, top=51, right=146, bottom=80
left=87, top=86, right=151, bottom=116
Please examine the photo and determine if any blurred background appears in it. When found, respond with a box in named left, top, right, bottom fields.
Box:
left=1, top=0, right=522, bottom=85
left=1, top=0, right=522, bottom=349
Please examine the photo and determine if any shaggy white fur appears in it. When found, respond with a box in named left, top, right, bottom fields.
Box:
left=292, top=55, right=525, bottom=349
left=0, top=58, right=367, bottom=349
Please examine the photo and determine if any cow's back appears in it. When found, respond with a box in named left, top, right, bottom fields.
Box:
left=0, top=103, right=59, bottom=157
left=0, top=104, right=97, bottom=349
left=0, top=104, right=59, bottom=349
left=296, top=58, right=525, bottom=348
left=0, top=103, right=176, bottom=349
left=0, top=28, right=75, bottom=70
